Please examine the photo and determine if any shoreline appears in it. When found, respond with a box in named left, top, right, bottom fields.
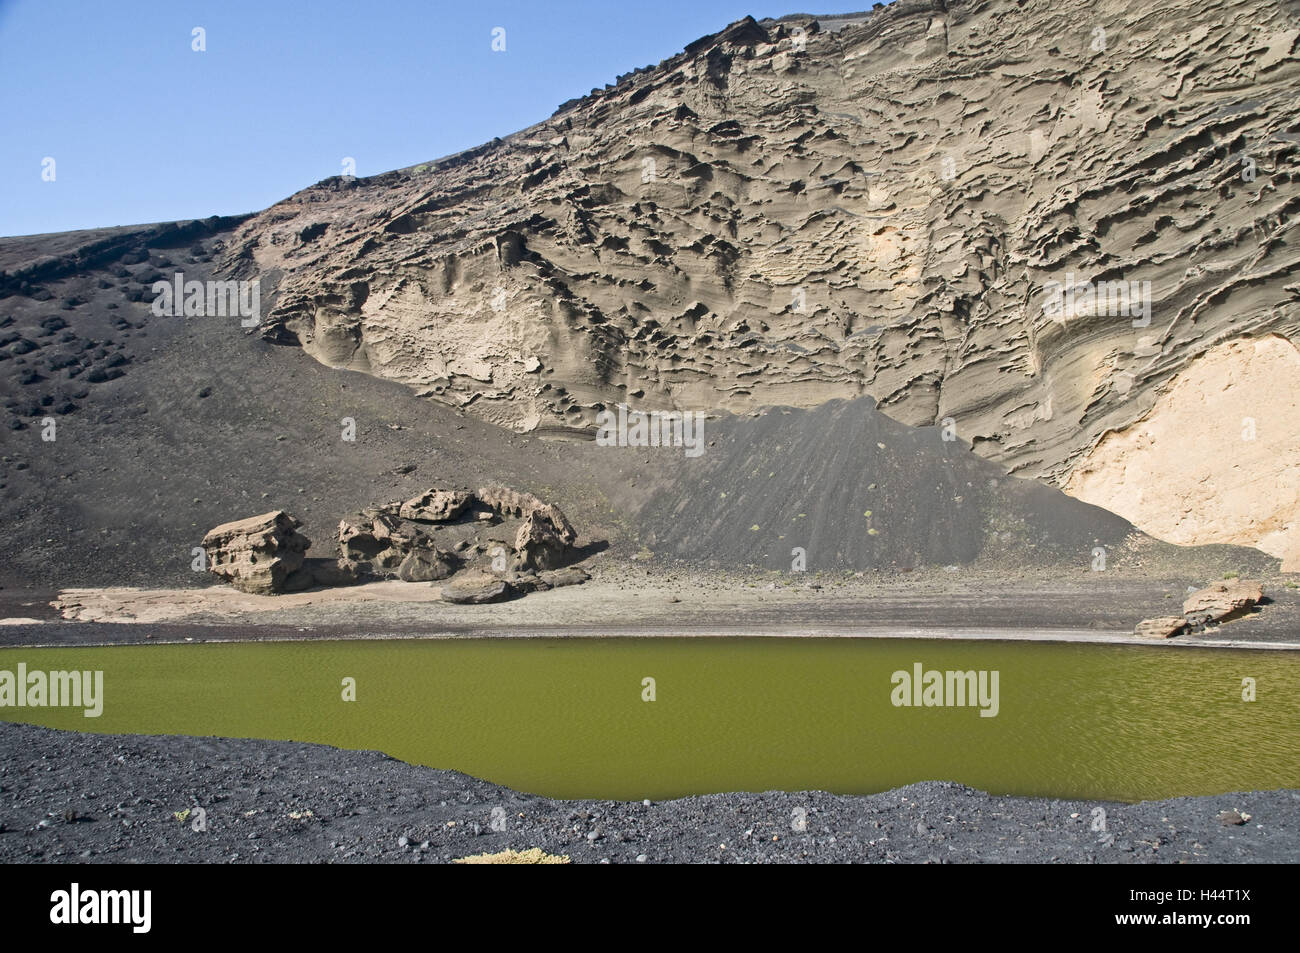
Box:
left=3, top=568, right=1298, bottom=650
left=2, top=623, right=1299, bottom=651
left=2, top=722, right=1296, bottom=864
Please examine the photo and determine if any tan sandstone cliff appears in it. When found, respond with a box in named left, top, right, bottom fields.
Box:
left=219, top=0, right=1300, bottom=565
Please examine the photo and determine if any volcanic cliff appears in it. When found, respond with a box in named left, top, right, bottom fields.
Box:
left=217, top=0, right=1300, bottom=566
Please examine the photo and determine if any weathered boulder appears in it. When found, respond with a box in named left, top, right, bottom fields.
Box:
left=1183, top=580, right=1263, bottom=626
left=534, top=503, right=577, bottom=543
left=283, top=558, right=359, bottom=592
left=504, top=571, right=550, bottom=593
left=398, top=548, right=458, bottom=582
left=439, top=573, right=518, bottom=604
left=337, top=511, right=405, bottom=576
left=1134, top=616, right=1187, bottom=639
left=338, top=510, right=457, bottom=581
left=538, top=567, right=590, bottom=588
left=514, top=510, right=576, bottom=571
left=202, top=511, right=311, bottom=595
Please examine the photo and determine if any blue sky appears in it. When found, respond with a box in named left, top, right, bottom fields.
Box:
left=0, top=0, right=881, bottom=237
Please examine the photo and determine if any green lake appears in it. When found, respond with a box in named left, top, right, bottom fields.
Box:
left=1, top=638, right=1296, bottom=802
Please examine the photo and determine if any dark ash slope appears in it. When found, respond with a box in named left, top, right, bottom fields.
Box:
left=1, top=722, right=1295, bottom=864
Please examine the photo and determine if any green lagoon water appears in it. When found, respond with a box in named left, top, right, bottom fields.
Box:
left=1, top=638, right=1297, bottom=801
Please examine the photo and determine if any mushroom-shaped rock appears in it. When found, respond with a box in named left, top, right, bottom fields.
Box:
left=202, top=511, right=311, bottom=595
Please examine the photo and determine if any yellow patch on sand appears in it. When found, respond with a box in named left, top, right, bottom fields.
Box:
left=453, top=847, right=571, bottom=865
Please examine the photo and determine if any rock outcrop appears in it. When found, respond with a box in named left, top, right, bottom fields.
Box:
left=1134, top=616, right=1189, bottom=639
left=202, top=511, right=311, bottom=595
left=201, top=483, right=585, bottom=595
left=1183, top=580, right=1264, bottom=626
left=337, top=509, right=460, bottom=582
left=337, top=486, right=579, bottom=583
left=438, top=573, right=517, bottom=605
left=1134, top=579, right=1265, bottom=636
left=203, top=488, right=585, bottom=599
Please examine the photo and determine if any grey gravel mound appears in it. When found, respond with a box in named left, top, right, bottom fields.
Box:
left=1, top=722, right=1295, bottom=864
left=635, top=399, right=1280, bottom=574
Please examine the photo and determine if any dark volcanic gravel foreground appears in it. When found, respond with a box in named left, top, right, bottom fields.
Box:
left=0, top=723, right=1295, bottom=864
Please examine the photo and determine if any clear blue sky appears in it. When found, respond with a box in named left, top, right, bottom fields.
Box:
left=0, top=0, right=880, bottom=237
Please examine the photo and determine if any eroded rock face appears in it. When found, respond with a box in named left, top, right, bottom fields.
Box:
left=473, top=485, right=581, bottom=570
left=1066, top=337, right=1300, bottom=570
left=475, top=486, right=546, bottom=518
left=220, top=0, right=1300, bottom=568
left=202, top=511, right=311, bottom=594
